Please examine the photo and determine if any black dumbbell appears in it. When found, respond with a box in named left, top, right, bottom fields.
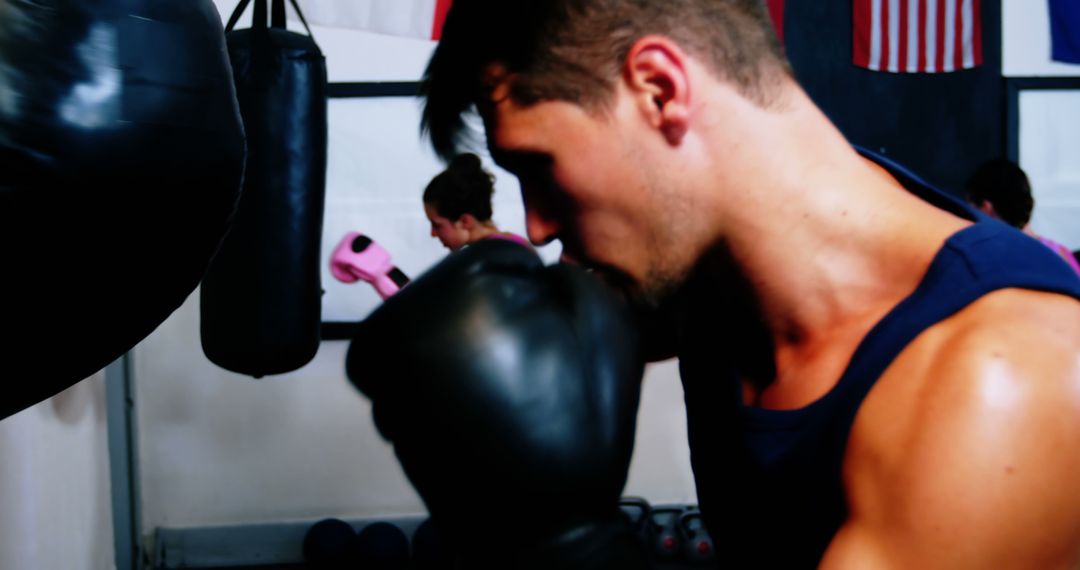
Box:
left=678, top=507, right=716, bottom=564
left=412, top=517, right=456, bottom=569
left=648, top=505, right=685, bottom=560
left=618, top=497, right=652, bottom=540
left=302, top=518, right=359, bottom=568
left=355, top=521, right=410, bottom=569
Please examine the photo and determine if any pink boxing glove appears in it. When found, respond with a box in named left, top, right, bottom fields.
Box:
left=330, top=232, right=411, bottom=299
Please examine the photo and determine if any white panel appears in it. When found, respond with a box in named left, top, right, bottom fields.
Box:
left=321, top=97, right=444, bottom=322
left=1019, top=90, right=1080, bottom=250
left=1002, top=0, right=1080, bottom=77
left=321, top=97, right=560, bottom=323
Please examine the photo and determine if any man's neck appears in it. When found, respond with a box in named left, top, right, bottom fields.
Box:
left=694, top=87, right=969, bottom=406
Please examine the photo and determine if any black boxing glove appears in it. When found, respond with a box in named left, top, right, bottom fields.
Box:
left=346, top=238, right=649, bottom=569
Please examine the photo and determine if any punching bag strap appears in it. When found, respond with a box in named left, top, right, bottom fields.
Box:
left=277, top=0, right=316, bottom=38
left=226, top=0, right=315, bottom=38
left=254, top=0, right=267, bottom=29
left=225, top=0, right=253, bottom=33
left=271, top=0, right=286, bottom=28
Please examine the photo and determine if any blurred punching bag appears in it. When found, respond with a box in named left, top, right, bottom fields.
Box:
left=200, top=0, right=327, bottom=376
left=0, top=0, right=245, bottom=419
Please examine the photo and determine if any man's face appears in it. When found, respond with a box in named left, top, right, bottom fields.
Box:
left=482, top=75, right=698, bottom=309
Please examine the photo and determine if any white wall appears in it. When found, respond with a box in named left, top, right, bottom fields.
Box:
left=136, top=297, right=424, bottom=527
left=132, top=0, right=695, bottom=533
left=1002, top=0, right=1080, bottom=76
left=0, top=374, right=115, bottom=570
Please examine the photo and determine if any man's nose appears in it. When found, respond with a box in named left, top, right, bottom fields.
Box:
left=524, top=203, right=560, bottom=247
left=522, top=181, right=561, bottom=247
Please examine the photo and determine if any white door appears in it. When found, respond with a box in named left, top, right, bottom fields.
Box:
left=1019, top=90, right=1080, bottom=251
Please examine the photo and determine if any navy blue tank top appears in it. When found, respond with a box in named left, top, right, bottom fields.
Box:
left=678, top=149, right=1080, bottom=568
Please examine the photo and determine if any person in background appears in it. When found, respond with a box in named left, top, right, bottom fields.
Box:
left=422, top=152, right=528, bottom=251
left=331, top=153, right=527, bottom=298
left=966, top=158, right=1080, bottom=276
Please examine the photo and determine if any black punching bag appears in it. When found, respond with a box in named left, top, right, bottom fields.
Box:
left=0, top=0, right=245, bottom=419
left=200, top=0, right=327, bottom=376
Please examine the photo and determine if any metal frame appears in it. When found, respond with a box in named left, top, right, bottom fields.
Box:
left=106, top=352, right=144, bottom=570
left=328, top=81, right=420, bottom=99
left=152, top=515, right=426, bottom=568
left=1005, top=76, right=1080, bottom=162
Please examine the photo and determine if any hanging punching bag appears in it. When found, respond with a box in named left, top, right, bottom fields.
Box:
left=0, top=0, right=245, bottom=419
left=200, top=0, right=327, bottom=377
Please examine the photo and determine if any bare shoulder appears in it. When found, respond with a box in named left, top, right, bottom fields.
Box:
left=949, top=287, right=1080, bottom=352
left=826, top=289, right=1080, bottom=569
left=867, top=288, right=1080, bottom=424
left=925, top=288, right=1080, bottom=398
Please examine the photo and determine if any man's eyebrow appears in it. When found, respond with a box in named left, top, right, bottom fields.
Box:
left=490, top=149, right=548, bottom=173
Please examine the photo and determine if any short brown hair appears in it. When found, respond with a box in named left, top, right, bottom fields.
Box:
left=965, top=159, right=1034, bottom=229
left=421, top=0, right=791, bottom=160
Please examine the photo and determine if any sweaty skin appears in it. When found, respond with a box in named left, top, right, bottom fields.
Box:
left=828, top=289, right=1080, bottom=569
left=480, top=34, right=1080, bottom=569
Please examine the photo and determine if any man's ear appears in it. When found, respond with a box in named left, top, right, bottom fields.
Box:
left=975, top=200, right=997, bottom=218
left=623, top=35, right=691, bottom=145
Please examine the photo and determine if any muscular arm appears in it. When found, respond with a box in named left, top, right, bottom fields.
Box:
left=822, top=290, right=1080, bottom=569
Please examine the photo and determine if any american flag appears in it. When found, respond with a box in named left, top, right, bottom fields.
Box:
left=854, top=0, right=983, bottom=73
